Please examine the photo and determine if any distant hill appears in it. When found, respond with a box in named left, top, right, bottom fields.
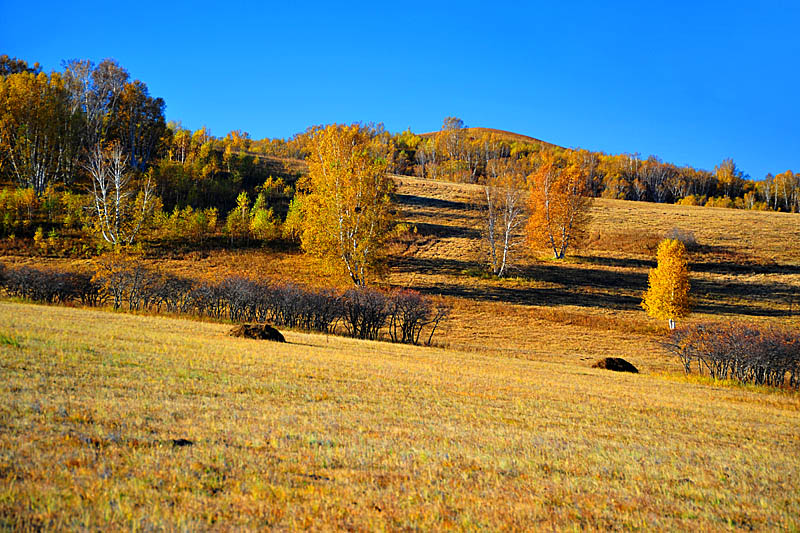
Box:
left=419, top=127, right=564, bottom=150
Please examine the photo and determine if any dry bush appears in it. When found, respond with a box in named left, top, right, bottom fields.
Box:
left=0, top=265, right=101, bottom=306
left=341, top=287, right=390, bottom=340
left=664, top=227, right=699, bottom=251
left=387, top=289, right=449, bottom=345
left=665, top=322, right=800, bottom=389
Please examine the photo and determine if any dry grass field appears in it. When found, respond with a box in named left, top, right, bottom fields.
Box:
left=2, top=175, right=800, bottom=529
left=2, top=302, right=799, bottom=530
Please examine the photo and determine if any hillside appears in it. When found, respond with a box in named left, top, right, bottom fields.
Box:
left=2, top=173, right=799, bottom=374
left=2, top=168, right=800, bottom=529
left=1, top=301, right=798, bottom=530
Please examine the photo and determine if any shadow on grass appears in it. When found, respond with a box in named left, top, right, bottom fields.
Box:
left=394, top=194, right=474, bottom=212
left=392, top=255, right=799, bottom=317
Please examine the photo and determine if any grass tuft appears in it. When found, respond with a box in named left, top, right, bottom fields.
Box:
left=0, top=332, right=19, bottom=347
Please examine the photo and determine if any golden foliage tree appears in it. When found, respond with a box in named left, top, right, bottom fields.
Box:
left=301, top=124, right=395, bottom=286
left=526, top=152, right=591, bottom=259
left=642, top=239, right=691, bottom=329
left=0, top=71, right=70, bottom=193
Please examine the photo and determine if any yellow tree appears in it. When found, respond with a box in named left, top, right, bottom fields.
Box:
left=642, top=239, right=691, bottom=329
left=526, top=152, right=591, bottom=259
left=301, top=124, right=395, bottom=286
left=714, top=158, right=745, bottom=199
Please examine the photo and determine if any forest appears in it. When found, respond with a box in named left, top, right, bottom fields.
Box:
left=1, top=54, right=799, bottom=260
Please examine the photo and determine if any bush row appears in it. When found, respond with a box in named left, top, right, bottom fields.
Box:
left=0, top=261, right=448, bottom=345
left=665, top=322, right=800, bottom=389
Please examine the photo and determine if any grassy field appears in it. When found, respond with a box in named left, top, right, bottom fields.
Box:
left=2, top=301, right=799, bottom=530
left=2, top=174, right=800, bottom=529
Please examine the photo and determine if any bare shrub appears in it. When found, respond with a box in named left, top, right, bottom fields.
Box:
left=388, top=289, right=431, bottom=344
left=665, top=322, right=800, bottom=389
left=664, top=227, right=698, bottom=251
left=189, top=282, right=226, bottom=319
left=306, top=289, right=342, bottom=333
left=153, top=275, right=193, bottom=314
left=3, top=266, right=59, bottom=302
left=62, top=271, right=101, bottom=306
left=219, top=277, right=260, bottom=322
left=0, top=261, right=447, bottom=346
left=342, top=288, right=389, bottom=340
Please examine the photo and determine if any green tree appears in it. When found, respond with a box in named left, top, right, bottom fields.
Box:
left=642, top=239, right=691, bottom=329
left=301, top=124, right=395, bottom=286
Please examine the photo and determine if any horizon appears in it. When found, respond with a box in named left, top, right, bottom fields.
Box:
left=3, top=1, right=799, bottom=179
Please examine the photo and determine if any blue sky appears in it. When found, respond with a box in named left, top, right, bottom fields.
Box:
left=3, top=1, right=798, bottom=178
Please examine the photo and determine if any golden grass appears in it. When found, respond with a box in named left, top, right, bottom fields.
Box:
left=1, top=301, right=798, bottom=530
left=388, top=177, right=800, bottom=370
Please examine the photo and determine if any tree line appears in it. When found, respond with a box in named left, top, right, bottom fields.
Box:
left=382, top=117, right=799, bottom=212
left=2, top=54, right=797, bottom=286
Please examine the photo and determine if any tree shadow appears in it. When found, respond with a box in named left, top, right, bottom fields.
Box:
left=394, top=194, right=474, bottom=212
left=413, top=222, right=482, bottom=240
left=392, top=254, right=799, bottom=318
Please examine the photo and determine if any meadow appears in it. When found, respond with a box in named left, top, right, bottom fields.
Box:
left=2, top=302, right=799, bottom=530
left=2, top=174, right=800, bottom=530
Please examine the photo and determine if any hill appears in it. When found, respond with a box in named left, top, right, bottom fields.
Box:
left=1, top=301, right=798, bottom=530
left=419, top=127, right=564, bottom=150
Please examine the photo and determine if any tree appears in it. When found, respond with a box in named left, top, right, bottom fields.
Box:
left=0, top=71, right=71, bottom=193
left=714, top=158, right=746, bottom=199
left=482, top=157, right=529, bottom=277
left=0, top=55, right=41, bottom=76
left=642, top=239, right=691, bottom=329
left=301, top=124, right=395, bottom=286
left=526, top=152, right=591, bottom=259
left=86, top=141, right=156, bottom=245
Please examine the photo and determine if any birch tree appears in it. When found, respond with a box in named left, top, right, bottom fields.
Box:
left=482, top=157, right=528, bottom=277
left=86, top=141, right=155, bottom=245
left=642, top=239, right=691, bottom=329
left=526, top=152, right=592, bottom=259
left=301, top=124, right=395, bottom=286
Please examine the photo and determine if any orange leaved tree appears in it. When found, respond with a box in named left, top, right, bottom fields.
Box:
left=300, top=124, right=395, bottom=286
left=526, top=152, right=591, bottom=259
left=642, top=238, right=691, bottom=329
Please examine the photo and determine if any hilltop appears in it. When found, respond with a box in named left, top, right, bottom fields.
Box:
left=419, top=127, right=564, bottom=150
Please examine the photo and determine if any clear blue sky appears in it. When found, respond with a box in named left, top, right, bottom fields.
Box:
left=3, top=1, right=798, bottom=179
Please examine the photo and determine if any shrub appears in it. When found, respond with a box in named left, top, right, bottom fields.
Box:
left=664, top=227, right=698, bottom=251
left=92, top=254, right=160, bottom=311
left=388, top=289, right=431, bottom=344
left=664, top=322, right=800, bottom=389
left=342, top=287, right=389, bottom=340
left=153, top=274, right=194, bottom=314
left=0, top=261, right=448, bottom=346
